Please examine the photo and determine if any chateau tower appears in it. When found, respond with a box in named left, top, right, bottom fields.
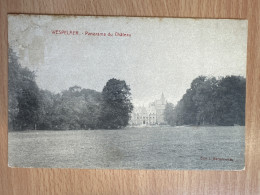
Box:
left=155, top=93, right=167, bottom=124
left=161, top=92, right=166, bottom=104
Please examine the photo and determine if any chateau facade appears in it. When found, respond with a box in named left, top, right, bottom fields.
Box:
left=130, top=93, right=167, bottom=126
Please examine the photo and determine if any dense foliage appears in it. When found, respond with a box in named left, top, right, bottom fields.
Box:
left=164, top=76, right=246, bottom=126
left=8, top=48, right=41, bottom=130
left=37, top=87, right=103, bottom=130
left=99, top=79, right=133, bottom=129
left=8, top=49, right=133, bottom=130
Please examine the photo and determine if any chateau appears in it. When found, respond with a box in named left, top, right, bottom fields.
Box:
left=130, top=93, right=167, bottom=126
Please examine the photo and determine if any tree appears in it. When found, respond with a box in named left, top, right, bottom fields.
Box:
left=164, top=103, right=175, bottom=126
left=8, top=48, right=20, bottom=130
left=214, top=76, right=246, bottom=125
left=8, top=48, right=41, bottom=130
left=41, top=86, right=103, bottom=130
left=192, top=77, right=218, bottom=125
left=37, top=90, right=59, bottom=129
left=169, top=75, right=246, bottom=127
left=99, top=78, right=133, bottom=129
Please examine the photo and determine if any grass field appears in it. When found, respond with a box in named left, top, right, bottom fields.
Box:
left=8, top=126, right=245, bottom=170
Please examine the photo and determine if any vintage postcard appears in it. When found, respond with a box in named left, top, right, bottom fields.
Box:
left=8, top=14, right=247, bottom=170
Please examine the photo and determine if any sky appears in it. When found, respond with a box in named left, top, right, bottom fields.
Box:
left=8, top=15, right=248, bottom=106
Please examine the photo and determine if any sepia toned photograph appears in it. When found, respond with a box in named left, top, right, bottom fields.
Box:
left=8, top=15, right=247, bottom=170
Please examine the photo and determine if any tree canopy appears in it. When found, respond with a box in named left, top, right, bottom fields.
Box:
left=99, top=78, right=134, bottom=129
left=164, top=76, right=246, bottom=126
left=8, top=48, right=40, bottom=130
left=8, top=49, right=133, bottom=130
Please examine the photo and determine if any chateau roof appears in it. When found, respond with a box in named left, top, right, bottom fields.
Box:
left=132, top=93, right=167, bottom=115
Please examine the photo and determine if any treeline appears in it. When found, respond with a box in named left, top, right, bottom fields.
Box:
left=164, top=76, right=246, bottom=126
left=8, top=48, right=133, bottom=131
